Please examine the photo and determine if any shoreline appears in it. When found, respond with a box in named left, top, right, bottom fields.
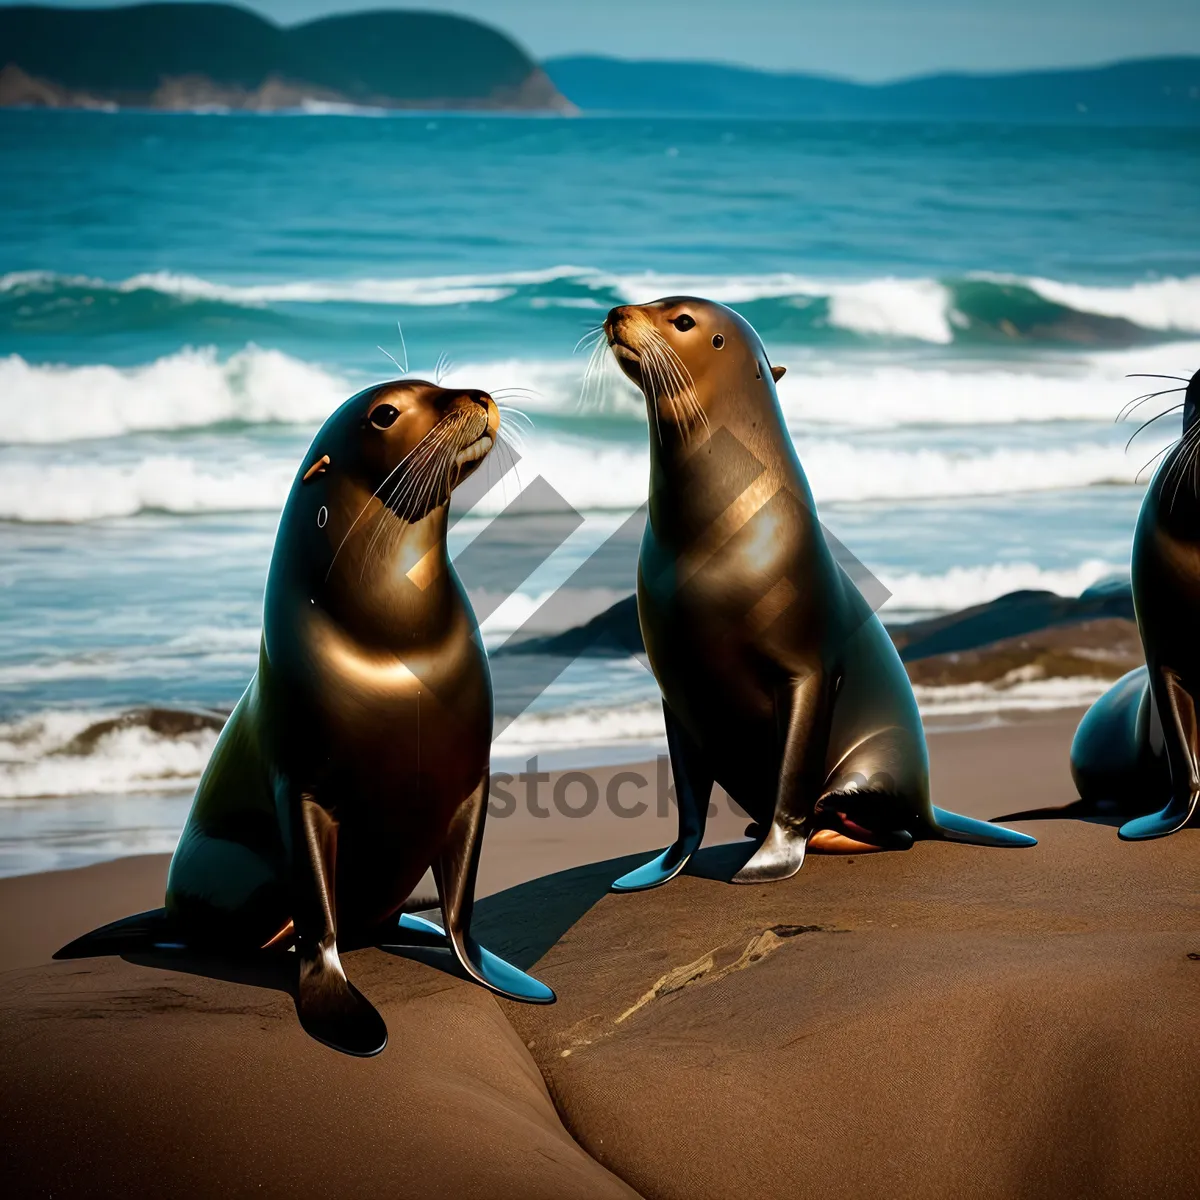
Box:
left=5, top=705, right=1197, bottom=1198
left=0, top=706, right=1086, bottom=969
left=0, top=703, right=1092, bottom=883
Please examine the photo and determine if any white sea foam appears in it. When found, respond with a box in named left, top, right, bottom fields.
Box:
left=798, top=440, right=1147, bottom=503
left=6, top=341, right=1195, bottom=447
left=0, top=710, right=217, bottom=800
left=0, top=433, right=1157, bottom=523
left=5, top=266, right=1198, bottom=340
left=0, top=455, right=296, bottom=522
left=1016, top=274, right=1200, bottom=334
left=429, top=343, right=1200, bottom=429
left=914, top=676, right=1112, bottom=716
left=0, top=347, right=347, bottom=443
left=881, top=560, right=1124, bottom=613
left=773, top=345, right=1200, bottom=428
left=0, top=266, right=586, bottom=308
left=0, top=672, right=1107, bottom=803
left=494, top=701, right=666, bottom=752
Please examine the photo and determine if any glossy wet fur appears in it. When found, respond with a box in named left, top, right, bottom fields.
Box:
left=604, top=297, right=1035, bottom=891
left=1072, top=368, right=1200, bottom=839
left=60, top=380, right=553, bottom=1057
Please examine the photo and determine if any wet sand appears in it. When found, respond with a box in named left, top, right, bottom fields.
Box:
left=3, top=708, right=1197, bottom=1198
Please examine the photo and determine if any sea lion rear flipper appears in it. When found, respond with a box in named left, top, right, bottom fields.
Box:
left=930, top=807, right=1037, bottom=848
left=54, top=907, right=175, bottom=959
left=1118, top=792, right=1198, bottom=839
left=1121, top=668, right=1200, bottom=840
left=732, top=672, right=831, bottom=885
left=612, top=703, right=713, bottom=892
left=434, top=775, right=555, bottom=1004
left=288, top=793, right=387, bottom=1056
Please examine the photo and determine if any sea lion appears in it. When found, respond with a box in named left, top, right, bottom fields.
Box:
left=1071, top=367, right=1200, bottom=839
left=57, top=378, right=553, bottom=1056
left=602, top=297, right=1035, bottom=891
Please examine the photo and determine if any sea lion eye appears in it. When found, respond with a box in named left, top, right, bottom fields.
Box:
left=670, top=314, right=696, bottom=332
left=712, top=334, right=725, bottom=349
left=369, top=404, right=400, bottom=430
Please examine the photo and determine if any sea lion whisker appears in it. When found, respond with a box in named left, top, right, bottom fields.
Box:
left=1135, top=442, right=1173, bottom=483
left=1126, top=374, right=1189, bottom=382
left=494, top=401, right=534, bottom=431
left=637, top=339, right=669, bottom=440
left=574, top=325, right=605, bottom=354
left=434, top=352, right=457, bottom=386
left=361, top=437, right=449, bottom=573
left=1125, top=403, right=1185, bottom=451
left=377, top=345, right=405, bottom=373
left=492, top=396, right=540, bottom=420
left=580, top=333, right=610, bottom=407
left=1176, top=424, right=1200, bottom=506
left=359, top=415, right=474, bottom=572
left=1163, top=421, right=1200, bottom=510
left=325, top=422, right=450, bottom=579
left=491, top=433, right=524, bottom=505
left=643, top=328, right=706, bottom=439
left=383, top=417, right=467, bottom=526
left=363, top=431, right=461, bottom=572
left=1117, top=387, right=1186, bottom=422
left=580, top=333, right=617, bottom=411
left=396, top=321, right=409, bottom=374
left=659, top=338, right=707, bottom=437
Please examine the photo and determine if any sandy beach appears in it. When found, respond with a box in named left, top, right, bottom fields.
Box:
left=3, top=708, right=1198, bottom=1198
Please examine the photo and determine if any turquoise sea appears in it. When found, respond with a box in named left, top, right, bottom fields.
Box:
left=1, top=110, right=1198, bottom=873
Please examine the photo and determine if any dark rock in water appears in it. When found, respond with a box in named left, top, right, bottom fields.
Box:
left=1079, top=572, right=1134, bottom=601
left=499, top=581, right=1138, bottom=670
left=53, top=707, right=228, bottom=757
left=495, top=594, right=643, bottom=659
left=0, top=4, right=574, bottom=112
left=891, top=584, right=1135, bottom=662
left=905, top=617, right=1143, bottom=687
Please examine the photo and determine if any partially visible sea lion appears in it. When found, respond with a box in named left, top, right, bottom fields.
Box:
left=1071, top=367, right=1200, bottom=838
left=58, top=378, right=553, bottom=1056
left=602, top=297, right=1035, bottom=891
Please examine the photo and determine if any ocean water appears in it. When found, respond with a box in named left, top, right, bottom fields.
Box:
left=1, top=110, right=1198, bottom=873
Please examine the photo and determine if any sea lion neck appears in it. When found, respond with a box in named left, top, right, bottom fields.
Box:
left=1151, top=438, right=1200, bottom=537
left=646, top=378, right=812, bottom=541
left=267, top=476, right=459, bottom=652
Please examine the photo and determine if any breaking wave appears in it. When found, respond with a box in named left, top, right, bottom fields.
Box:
left=4, top=266, right=1199, bottom=345
left=0, top=434, right=1159, bottom=522
left=0, top=347, right=347, bottom=443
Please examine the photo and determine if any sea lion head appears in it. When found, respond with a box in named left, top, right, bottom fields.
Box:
left=1185, top=366, right=1200, bottom=434
left=282, top=378, right=499, bottom=586
left=604, top=296, right=786, bottom=439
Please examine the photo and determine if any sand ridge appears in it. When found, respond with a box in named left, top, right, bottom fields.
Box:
left=2, top=710, right=1198, bottom=1198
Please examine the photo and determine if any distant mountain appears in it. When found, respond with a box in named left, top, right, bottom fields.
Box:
left=545, top=55, right=1200, bottom=123
left=0, top=3, right=573, bottom=111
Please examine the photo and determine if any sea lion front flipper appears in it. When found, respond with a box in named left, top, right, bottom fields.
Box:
left=732, top=671, right=831, bottom=885
left=930, top=807, right=1037, bottom=848
left=434, top=775, right=555, bottom=1004
left=289, top=793, right=387, bottom=1056
left=611, top=702, right=714, bottom=892
left=1120, top=667, right=1200, bottom=840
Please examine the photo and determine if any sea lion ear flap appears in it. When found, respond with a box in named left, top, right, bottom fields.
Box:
left=770, top=365, right=787, bottom=383
left=302, top=454, right=331, bottom=483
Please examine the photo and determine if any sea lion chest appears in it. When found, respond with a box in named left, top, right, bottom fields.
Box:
left=1133, top=482, right=1200, bottom=681
left=258, top=578, right=492, bottom=826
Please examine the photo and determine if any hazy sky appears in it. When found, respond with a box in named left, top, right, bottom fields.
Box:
left=50, top=1, right=1200, bottom=80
